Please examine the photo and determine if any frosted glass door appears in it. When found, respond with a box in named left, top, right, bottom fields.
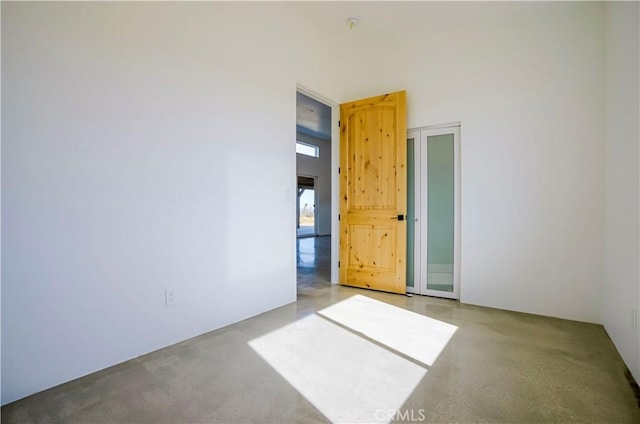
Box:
left=406, top=131, right=422, bottom=293
left=426, top=134, right=455, bottom=293
left=406, top=125, right=459, bottom=298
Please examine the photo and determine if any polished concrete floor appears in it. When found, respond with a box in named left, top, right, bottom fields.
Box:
left=3, top=235, right=639, bottom=423
left=297, top=226, right=316, bottom=237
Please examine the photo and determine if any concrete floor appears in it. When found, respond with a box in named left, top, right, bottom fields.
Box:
left=3, top=235, right=639, bottom=423
left=297, top=226, right=316, bottom=238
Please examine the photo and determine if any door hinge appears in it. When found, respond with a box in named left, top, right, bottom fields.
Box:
left=338, top=214, right=341, bottom=221
left=338, top=167, right=340, bottom=174
left=338, top=120, right=341, bottom=128
left=338, top=261, right=341, bottom=268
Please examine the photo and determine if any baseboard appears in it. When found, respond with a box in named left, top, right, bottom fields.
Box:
left=625, top=367, right=640, bottom=408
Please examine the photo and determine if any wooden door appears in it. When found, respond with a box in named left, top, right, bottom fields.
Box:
left=339, top=91, right=407, bottom=294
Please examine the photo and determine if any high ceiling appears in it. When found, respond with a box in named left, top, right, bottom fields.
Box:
left=285, top=2, right=556, bottom=43
left=291, top=2, right=565, bottom=142
left=296, top=92, right=332, bottom=141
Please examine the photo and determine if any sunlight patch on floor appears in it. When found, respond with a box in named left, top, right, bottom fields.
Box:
left=249, top=314, right=426, bottom=423
left=249, top=294, right=458, bottom=423
left=318, top=295, right=458, bottom=367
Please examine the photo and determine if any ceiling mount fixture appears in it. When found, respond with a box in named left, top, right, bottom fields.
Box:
left=347, top=18, right=359, bottom=31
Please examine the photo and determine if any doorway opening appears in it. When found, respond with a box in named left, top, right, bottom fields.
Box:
left=297, top=175, right=317, bottom=238
left=296, top=87, right=334, bottom=291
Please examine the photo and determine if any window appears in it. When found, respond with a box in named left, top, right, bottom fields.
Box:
left=296, top=141, right=319, bottom=158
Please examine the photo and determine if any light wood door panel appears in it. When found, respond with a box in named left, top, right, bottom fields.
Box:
left=339, top=91, right=407, bottom=294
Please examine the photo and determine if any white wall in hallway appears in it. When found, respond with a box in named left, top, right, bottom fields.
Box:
left=1, top=2, right=341, bottom=405
left=296, top=133, right=332, bottom=236
left=602, top=1, right=640, bottom=382
left=334, top=2, right=606, bottom=323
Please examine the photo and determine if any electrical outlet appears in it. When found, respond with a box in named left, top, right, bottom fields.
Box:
left=165, top=289, right=176, bottom=307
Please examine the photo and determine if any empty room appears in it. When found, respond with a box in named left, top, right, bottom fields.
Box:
left=2, top=1, right=639, bottom=423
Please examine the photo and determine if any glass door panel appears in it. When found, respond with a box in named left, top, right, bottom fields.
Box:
left=426, top=134, right=455, bottom=293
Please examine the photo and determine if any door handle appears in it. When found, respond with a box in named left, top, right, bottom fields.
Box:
left=391, top=214, right=406, bottom=221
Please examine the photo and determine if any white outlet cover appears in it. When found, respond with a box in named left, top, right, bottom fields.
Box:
left=165, top=289, right=176, bottom=307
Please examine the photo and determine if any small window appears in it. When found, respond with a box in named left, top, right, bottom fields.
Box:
left=296, top=141, right=319, bottom=158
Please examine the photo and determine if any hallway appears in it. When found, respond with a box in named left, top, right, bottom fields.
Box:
left=2, top=239, right=639, bottom=423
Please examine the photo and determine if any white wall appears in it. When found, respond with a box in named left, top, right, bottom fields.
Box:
left=603, top=2, right=640, bottom=382
left=1, top=2, right=341, bottom=405
left=296, top=133, right=331, bottom=236
left=334, top=2, right=606, bottom=323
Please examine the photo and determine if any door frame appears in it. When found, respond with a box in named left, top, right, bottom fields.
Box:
left=296, top=84, right=340, bottom=284
left=408, top=123, right=461, bottom=299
